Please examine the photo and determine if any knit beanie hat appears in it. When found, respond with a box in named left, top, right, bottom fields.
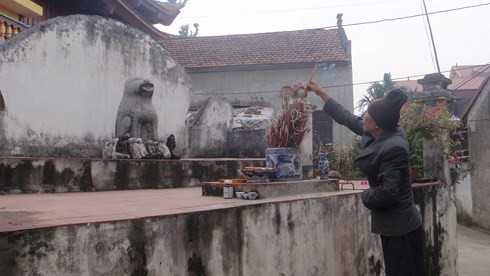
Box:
left=367, top=88, right=408, bottom=130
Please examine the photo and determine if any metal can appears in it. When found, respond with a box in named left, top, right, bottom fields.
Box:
left=223, top=180, right=233, bottom=199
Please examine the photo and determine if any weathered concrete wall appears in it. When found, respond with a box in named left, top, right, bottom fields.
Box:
left=466, top=80, right=490, bottom=230
left=0, top=15, right=190, bottom=157
left=188, top=97, right=233, bottom=157
left=188, top=64, right=354, bottom=149
left=454, top=162, right=473, bottom=223
left=0, top=184, right=457, bottom=275
left=186, top=97, right=312, bottom=164
left=227, top=129, right=267, bottom=157
left=414, top=183, right=458, bottom=276
left=0, top=157, right=264, bottom=194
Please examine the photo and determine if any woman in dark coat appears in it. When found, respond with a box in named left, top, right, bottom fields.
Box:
left=307, top=80, right=425, bottom=276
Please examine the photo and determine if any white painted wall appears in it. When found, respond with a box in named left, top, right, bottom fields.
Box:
left=466, top=80, right=490, bottom=230
left=454, top=163, right=473, bottom=221
left=0, top=15, right=190, bottom=157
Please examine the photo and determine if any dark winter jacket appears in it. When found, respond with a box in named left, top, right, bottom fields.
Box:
left=323, top=98, right=422, bottom=236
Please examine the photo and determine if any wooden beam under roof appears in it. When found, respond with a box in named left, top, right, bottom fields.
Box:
left=99, top=0, right=174, bottom=39
left=17, top=0, right=180, bottom=39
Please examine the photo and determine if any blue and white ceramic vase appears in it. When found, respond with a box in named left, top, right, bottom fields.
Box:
left=265, top=147, right=302, bottom=180
left=318, top=153, right=329, bottom=179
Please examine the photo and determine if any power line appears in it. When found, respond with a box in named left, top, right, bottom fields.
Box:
left=329, top=64, right=489, bottom=89
left=419, top=0, right=437, bottom=72
left=178, top=0, right=412, bottom=19
left=180, top=3, right=490, bottom=94
left=328, top=2, right=490, bottom=29
left=178, top=2, right=490, bottom=29
left=193, top=65, right=489, bottom=96
left=421, top=0, right=441, bottom=73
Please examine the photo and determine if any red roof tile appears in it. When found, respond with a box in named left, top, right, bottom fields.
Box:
left=395, top=65, right=490, bottom=92
left=159, top=28, right=349, bottom=69
left=448, top=65, right=490, bottom=91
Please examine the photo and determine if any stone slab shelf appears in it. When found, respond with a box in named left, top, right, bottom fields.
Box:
left=0, top=157, right=266, bottom=194
left=201, top=179, right=339, bottom=199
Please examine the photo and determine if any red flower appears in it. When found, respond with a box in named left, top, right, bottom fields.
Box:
left=447, top=152, right=460, bottom=164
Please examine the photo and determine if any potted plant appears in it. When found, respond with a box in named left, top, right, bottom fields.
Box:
left=265, top=81, right=311, bottom=180
left=399, top=101, right=461, bottom=180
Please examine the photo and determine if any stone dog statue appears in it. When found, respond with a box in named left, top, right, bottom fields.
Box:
left=115, top=78, right=158, bottom=142
left=109, top=78, right=180, bottom=159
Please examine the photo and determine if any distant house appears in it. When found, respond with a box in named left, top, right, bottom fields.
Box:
left=160, top=18, right=354, bottom=149
left=396, top=64, right=490, bottom=118
left=395, top=79, right=423, bottom=92
left=450, top=65, right=490, bottom=118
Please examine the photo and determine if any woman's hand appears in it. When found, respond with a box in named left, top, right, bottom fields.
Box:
left=306, top=80, right=331, bottom=102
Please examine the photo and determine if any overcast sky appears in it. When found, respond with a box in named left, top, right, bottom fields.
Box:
left=156, top=0, right=490, bottom=110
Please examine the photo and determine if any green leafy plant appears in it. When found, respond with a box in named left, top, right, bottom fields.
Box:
left=399, top=101, right=462, bottom=178
left=356, top=73, right=397, bottom=112
left=312, top=137, right=365, bottom=178
left=447, top=153, right=475, bottom=185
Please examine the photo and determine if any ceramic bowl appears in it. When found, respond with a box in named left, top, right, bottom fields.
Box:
left=235, top=192, right=245, bottom=199
left=248, top=192, right=259, bottom=200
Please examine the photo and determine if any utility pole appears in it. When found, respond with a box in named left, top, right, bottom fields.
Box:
left=422, top=0, right=441, bottom=73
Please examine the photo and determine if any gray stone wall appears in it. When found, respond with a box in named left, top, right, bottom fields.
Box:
left=0, top=15, right=190, bottom=157
left=0, top=184, right=457, bottom=275
left=0, top=157, right=265, bottom=194
left=466, top=80, right=490, bottom=230
left=188, top=63, right=354, bottom=150
left=187, top=97, right=233, bottom=157
left=454, top=163, right=473, bottom=223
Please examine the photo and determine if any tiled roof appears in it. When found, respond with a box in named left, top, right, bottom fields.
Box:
left=394, top=65, right=490, bottom=120
left=395, top=64, right=490, bottom=92
left=448, top=65, right=490, bottom=91
left=159, top=28, right=349, bottom=69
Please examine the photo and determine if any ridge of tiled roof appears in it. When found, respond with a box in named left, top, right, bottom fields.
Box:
left=159, top=28, right=350, bottom=70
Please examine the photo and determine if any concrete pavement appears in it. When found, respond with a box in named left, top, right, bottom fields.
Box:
left=458, top=223, right=490, bottom=276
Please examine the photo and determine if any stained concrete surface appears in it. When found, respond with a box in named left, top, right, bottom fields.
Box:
left=0, top=183, right=481, bottom=275
left=458, top=224, right=490, bottom=276
left=0, top=186, right=362, bottom=233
